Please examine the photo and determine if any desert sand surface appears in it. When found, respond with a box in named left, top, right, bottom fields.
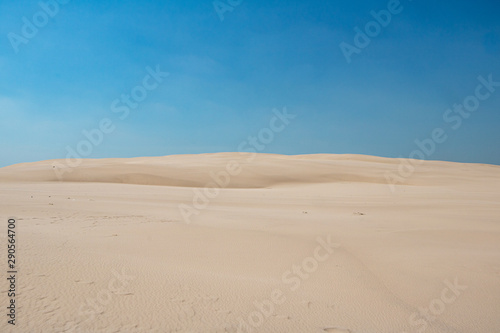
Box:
left=0, top=153, right=499, bottom=333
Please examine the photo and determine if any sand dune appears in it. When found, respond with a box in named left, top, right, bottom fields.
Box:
left=0, top=153, right=499, bottom=332
left=1, top=153, right=498, bottom=188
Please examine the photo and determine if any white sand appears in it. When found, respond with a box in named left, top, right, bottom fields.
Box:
left=0, top=153, right=499, bottom=332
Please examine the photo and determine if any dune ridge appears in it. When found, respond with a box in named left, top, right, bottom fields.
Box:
left=1, top=153, right=498, bottom=188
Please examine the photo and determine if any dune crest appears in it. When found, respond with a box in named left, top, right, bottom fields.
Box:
left=1, top=153, right=498, bottom=188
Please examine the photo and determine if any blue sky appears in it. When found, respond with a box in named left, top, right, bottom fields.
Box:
left=0, top=0, right=499, bottom=167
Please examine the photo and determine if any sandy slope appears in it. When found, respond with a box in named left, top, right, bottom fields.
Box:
left=0, top=153, right=499, bottom=333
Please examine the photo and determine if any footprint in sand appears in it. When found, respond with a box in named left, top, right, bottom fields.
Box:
left=324, top=328, right=351, bottom=333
